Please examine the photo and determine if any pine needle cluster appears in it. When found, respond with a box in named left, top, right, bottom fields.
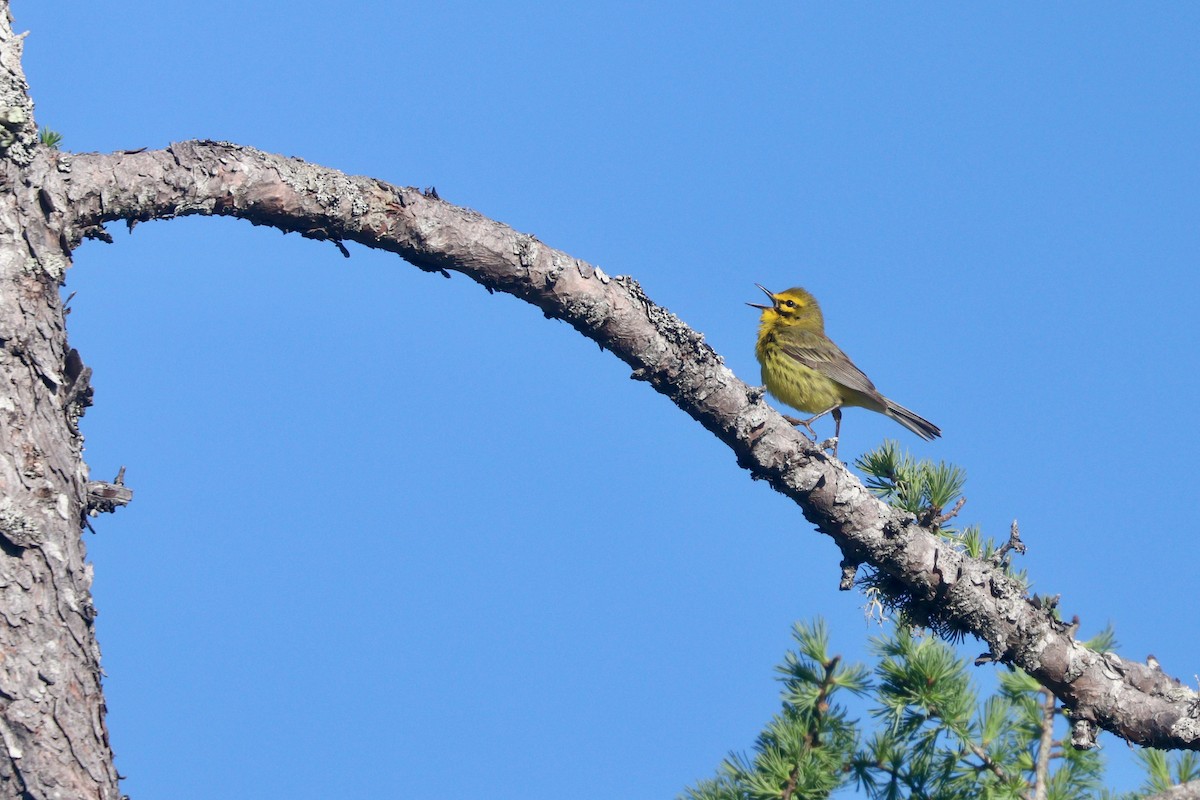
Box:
left=38, top=126, right=63, bottom=149
left=852, top=441, right=1030, bottom=639
left=683, top=622, right=1112, bottom=799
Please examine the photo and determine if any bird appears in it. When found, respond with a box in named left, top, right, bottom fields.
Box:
left=749, top=284, right=940, bottom=445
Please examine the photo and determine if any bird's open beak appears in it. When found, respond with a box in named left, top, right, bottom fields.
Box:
left=746, top=283, right=774, bottom=310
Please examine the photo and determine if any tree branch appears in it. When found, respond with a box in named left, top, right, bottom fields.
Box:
left=962, top=736, right=1012, bottom=784
left=1145, top=781, right=1200, bottom=800
left=1030, top=688, right=1056, bottom=800
left=33, top=139, right=1200, bottom=750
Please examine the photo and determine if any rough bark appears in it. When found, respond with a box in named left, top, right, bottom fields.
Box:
left=1, top=2, right=1199, bottom=795
left=0, top=7, right=120, bottom=799
left=1147, top=782, right=1200, bottom=800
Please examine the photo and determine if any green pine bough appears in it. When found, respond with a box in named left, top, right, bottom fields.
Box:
left=682, top=443, right=1197, bottom=800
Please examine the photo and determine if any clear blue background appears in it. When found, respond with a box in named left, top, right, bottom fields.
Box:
left=14, top=2, right=1199, bottom=796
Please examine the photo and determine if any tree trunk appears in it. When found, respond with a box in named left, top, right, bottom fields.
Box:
left=0, top=9, right=121, bottom=798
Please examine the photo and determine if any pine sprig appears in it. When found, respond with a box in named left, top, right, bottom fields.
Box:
left=1136, top=748, right=1200, bottom=794
left=853, top=443, right=1031, bottom=627
left=683, top=620, right=1113, bottom=800
left=854, top=440, right=965, bottom=523
left=38, top=126, right=63, bottom=149
left=682, top=621, right=866, bottom=800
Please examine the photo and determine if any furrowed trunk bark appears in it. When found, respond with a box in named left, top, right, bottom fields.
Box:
left=0, top=5, right=120, bottom=796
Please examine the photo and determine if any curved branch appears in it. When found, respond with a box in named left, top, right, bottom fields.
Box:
left=38, top=139, right=1200, bottom=750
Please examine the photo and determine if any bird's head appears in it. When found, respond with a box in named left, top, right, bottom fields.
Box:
left=747, top=285, right=825, bottom=330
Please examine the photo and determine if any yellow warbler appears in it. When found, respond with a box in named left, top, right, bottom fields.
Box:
left=749, top=284, right=940, bottom=442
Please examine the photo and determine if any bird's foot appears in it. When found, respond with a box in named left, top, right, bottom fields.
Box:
left=818, top=436, right=840, bottom=458
left=782, top=414, right=818, bottom=441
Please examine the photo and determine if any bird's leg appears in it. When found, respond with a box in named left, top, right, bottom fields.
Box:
left=801, top=404, right=840, bottom=432
left=782, top=404, right=842, bottom=452
left=828, top=408, right=843, bottom=457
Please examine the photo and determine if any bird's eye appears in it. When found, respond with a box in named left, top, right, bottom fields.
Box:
left=784, top=300, right=796, bottom=308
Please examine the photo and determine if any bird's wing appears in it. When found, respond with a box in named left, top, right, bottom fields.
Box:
left=777, top=329, right=881, bottom=397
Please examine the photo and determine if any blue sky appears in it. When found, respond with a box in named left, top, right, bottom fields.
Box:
left=14, top=2, right=1200, bottom=796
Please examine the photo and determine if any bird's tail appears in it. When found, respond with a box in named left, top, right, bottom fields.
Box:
left=884, top=401, right=941, bottom=441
